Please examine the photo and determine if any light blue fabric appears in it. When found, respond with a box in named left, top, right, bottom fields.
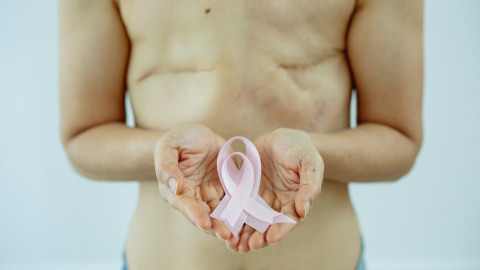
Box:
left=355, top=240, right=367, bottom=270
left=122, top=251, right=127, bottom=270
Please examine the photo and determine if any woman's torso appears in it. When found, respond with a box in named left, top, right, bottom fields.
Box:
left=117, top=0, right=361, bottom=268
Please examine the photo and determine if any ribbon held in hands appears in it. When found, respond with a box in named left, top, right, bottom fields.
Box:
left=211, top=136, right=295, bottom=236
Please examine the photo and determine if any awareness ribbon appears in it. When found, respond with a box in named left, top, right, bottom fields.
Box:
left=210, top=136, right=295, bottom=236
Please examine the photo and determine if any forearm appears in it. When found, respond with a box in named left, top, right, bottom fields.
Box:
left=64, top=122, right=166, bottom=181
left=308, top=123, right=421, bottom=183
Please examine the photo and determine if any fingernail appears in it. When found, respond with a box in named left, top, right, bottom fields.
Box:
left=168, top=178, right=177, bottom=195
left=215, top=232, right=224, bottom=241
left=304, top=201, right=311, bottom=218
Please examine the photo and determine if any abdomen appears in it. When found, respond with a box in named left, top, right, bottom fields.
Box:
left=126, top=180, right=360, bottom=270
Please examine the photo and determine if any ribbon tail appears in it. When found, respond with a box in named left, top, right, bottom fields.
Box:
left=244, top=196, right=297, bottom=231
left=211, top=194, right=247, bottom=236
left=273, top=215, right=296, bottom=224
left=211, top=194, right=230, bottom=220
left=229, top=211, right=248, bottom=237
left=255, top=195, right=273, bottom=209
left=220, top=195, right=248, bottom=227
left=244, top=198, right=279, bottom=224
left=245, top=215, right=271, bottom=233
left=255, top=195, right=296, bottom=223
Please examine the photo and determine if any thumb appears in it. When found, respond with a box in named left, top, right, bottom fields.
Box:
left=295, top=184, right=316, bottom=219
left=154, top=138, right=185, bottom=195
left=295, top=157, right=323, bottom=218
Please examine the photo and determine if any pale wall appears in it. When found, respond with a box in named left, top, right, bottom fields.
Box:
left=1, top=1, right=479, bottom=269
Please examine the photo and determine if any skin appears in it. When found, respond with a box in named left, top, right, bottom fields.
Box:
left=59, top=0, right=423, bottom=269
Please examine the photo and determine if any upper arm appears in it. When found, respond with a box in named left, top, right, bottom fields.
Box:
left=347, top=0, right=424, bottom=148
left=59, top=0, right=129, bottom=145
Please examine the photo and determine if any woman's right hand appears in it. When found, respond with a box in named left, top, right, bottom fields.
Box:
left=154, top=124, right=232, bottom=240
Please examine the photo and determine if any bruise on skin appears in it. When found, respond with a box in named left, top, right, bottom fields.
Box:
left=234, top=92, right=246, bottom=106
left=306, top=102, right=327, bottom=132
left=262, top=96, right=279, bottom=110
left=316, top=101, right=326, bottom=118
left=234, top=83, right=263, bottom=106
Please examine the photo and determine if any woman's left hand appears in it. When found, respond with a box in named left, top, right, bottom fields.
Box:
left=226, top=128, right=324, bottom=252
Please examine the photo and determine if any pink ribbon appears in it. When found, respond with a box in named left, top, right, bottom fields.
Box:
left=211, top=136, right=295, bottom=236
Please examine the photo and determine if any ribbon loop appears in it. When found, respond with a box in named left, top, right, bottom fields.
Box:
left=219, top=152, right=254, bottom=226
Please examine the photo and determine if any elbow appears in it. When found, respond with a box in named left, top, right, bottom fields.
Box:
left=62, top=134, right=109, bottom=181
left=386, top=135, right=423, bottom=182
left=69, top=160, right=100, bottom=180
left=67, top=157, right=104, bottom=181
left=63, top=140, right=98, bottom=180
left=387, top=155, right=418, bottom=182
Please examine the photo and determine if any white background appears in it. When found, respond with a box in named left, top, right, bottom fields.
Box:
left=1, top=1, right=479, bottom=269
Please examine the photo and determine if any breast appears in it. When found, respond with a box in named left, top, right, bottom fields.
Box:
left=118, top=0, right=355, bottom=138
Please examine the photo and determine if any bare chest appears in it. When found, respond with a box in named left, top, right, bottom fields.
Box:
left=118, top=0, right=355, bottom=68
left=117, top=0, right=356, bottom=138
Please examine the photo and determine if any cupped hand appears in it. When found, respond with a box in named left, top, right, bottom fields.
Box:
left=227, top=128, right=324, bottom=252
left=154, top=124, right=232, bottom=240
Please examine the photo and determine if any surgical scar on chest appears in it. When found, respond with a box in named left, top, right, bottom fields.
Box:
left=137, top=68, right=214, bottom=82
left=279, top=60, right=322, bottom=90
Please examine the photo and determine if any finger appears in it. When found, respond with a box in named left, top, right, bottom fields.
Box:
left=211, top=219, right=231, bottom=240
left=295, top=185, right=314, bottom=219
left=248, top=231, right=266, bottom=250
left=177, top=196, right=212, bottom=231
left=265, top=202, right=300, bottom=245
left=203, top=186, right=231, bottom=241
left=159, top=184, right=211, bottom=231
left=154, top=137, right=185, bottom=195
left=226, top=230, right=242, bottom=252
left=265, top=222, right=297, bottom=245
left=238, top=225, right=255, bottom=253
left=295, top=156, right=324, bottom=218
left=208, top=198, right=232, bottom=241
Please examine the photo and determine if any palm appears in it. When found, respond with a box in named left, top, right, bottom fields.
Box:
left=177, top=134, right=227, bottom=220
left=155, top=125, right=232, bottom=239
left=254, top=132, right=307, bottom=241
left=256, top=140, right=302, bottom=225
left=227, top=129, right=323, bottom=252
